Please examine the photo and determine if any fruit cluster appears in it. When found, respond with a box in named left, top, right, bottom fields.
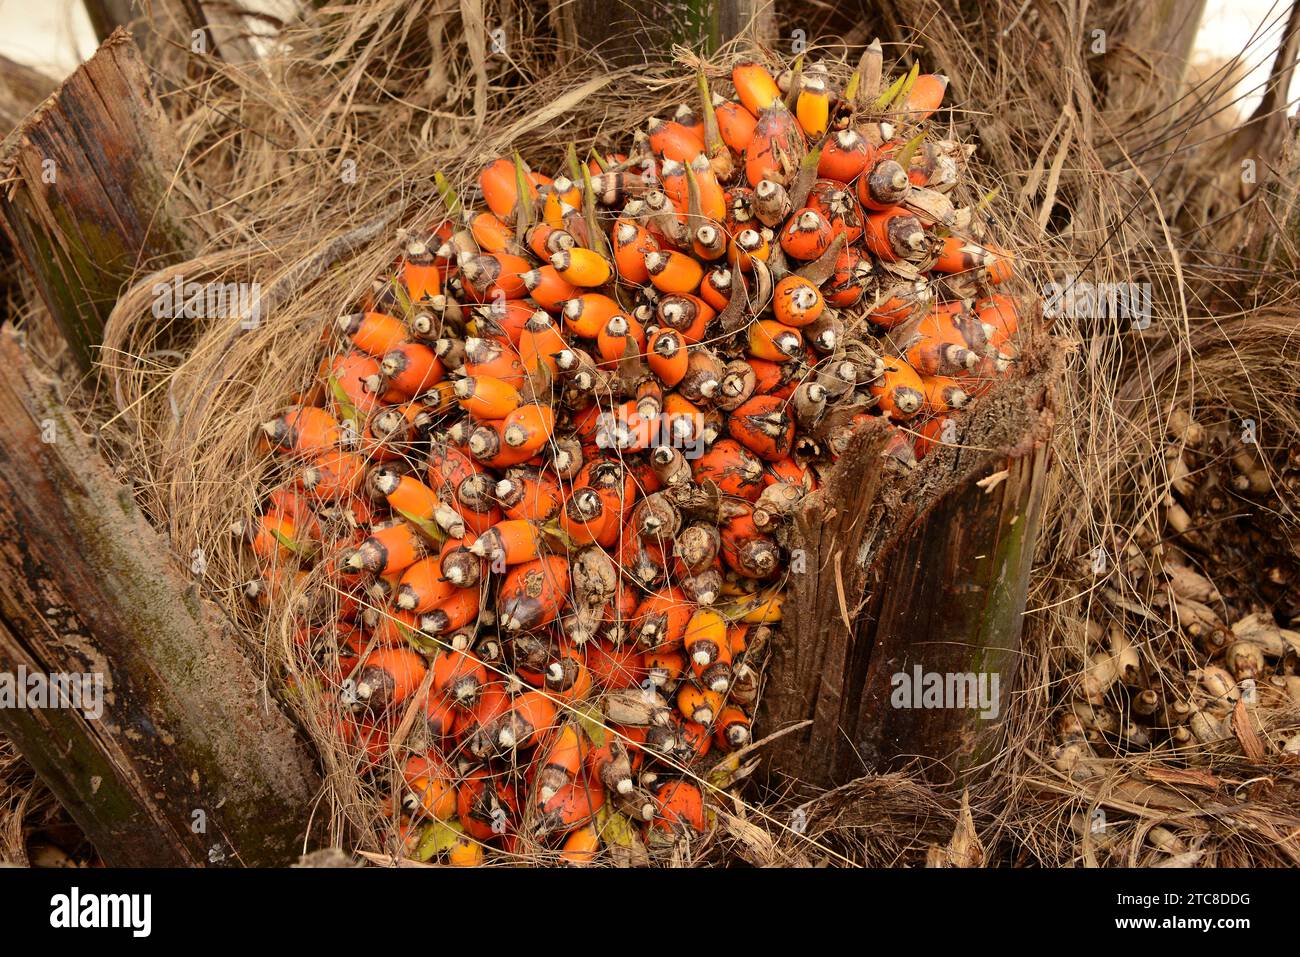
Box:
left=238, top=49, right=1027, bottom=865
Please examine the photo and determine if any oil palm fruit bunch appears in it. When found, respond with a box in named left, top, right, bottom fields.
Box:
left=238, top=45, right=1031, bottom=866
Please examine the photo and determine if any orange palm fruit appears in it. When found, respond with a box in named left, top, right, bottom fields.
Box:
left=466, top=418, right=535, bottom=469
left=979, top=243, right=1016, bottom=284
left=871, top=280, right=931, bottom=328
left=543, top=176, right=582, bottom=226
left=416, top=691, right=458, bottom=741
left=480, top=156, right=534, bottom=220
left=469, top=518, right=544, bottom=567
left=687, top=155, right=728, bottom=221
left=675, top=682, right=724, bottom=724
left=468, top=210, right=515, bottom=253
left=732, top=62, right=781, bottom=116
left=560, top=821, right=601, bottom=864
left=463, top=335, right=526, bottom=389
left=502, top=403, right=556, bottom=455
left=727, top=623, right=750, bottom=657
left=299, top=448, right=367, bottom=500
left=324, top=351, right=382, bottom=415
left=903, top=73, right=948, bottom=122
left=535, top=781, right=606, bottom=838
left=645, top=249, right=705, bottom=294
left=520, top=264, right=581, bottom=311
left=238, top=508, right=304, bottom=565
left=345, top=521, right=426, bottom=575
left=454, top=374, right=521, bottom=419
left=367, top=607, right=423, bottom=647
left=395, top=556, right=459, bottom=612
left=656, top=293, right=714, bottom=343
left=684, top=608, right=732, bottom=691
left=495, top=468, right=563, bottom=522
left=857, top=157, right=912, bottom=210
left=536, top=723, right=588, bottom=800
left=559, top=486, right=615, bottom=547
left=819, top=128, right=875, bottom=183
left=826, top=246, right=872, bottom=307
left=730, top=227, right=771, bottom=271
left=551, top=247, right=612, bottom=287
left=402, top=247, right=443, bottom=304
left=439, top=536, right=483, bottom=589
left=371, top=468, right=464, bottom=534
left=765, top=455, right=817, bottom=490
left=611, top=220, right=657, bottom=284
left=795, top=74, right=830, bottom=138
left=721, top=507, right=780, bottom=579
left=527, top=223, right=575, bottom=260
left=914, top=413, right=957, bottom=459
left=715, top=98, right=758, bottom=153
left=459, top=251, right=532, bottom=302
left=403, top=755, right=458, bottom=820
left=432, top=648, right=488, bottom=709
left=497, top=689, right=559, bottom=751
left=338, top=310, right=406, bottom=358
left=352, top=647, right=427, bottom=712
left=590, top=399, right=653, bottom=453
left=596, top=313, right=647, bottom=366
left=452, top=472, right=503, bottom=536
left=633, top=587, right=694, bottom=649
left=644, top=646, right=687, bottom=687
left=700, top=266, right=733, bottom=310
left=659, top=392, right=704, bottom=446
left=419, top=584, right=481, bottom=636
left=772, top=275, right=825, bottom=326
left=747, top=319, right=803, bottom=362
left=807, top=180, right=864, bottom=243
left=519, top=310, right=568, bottom=376
left=381, top=341, right=445, bottom=396
left=657, top=159, right=688, bottom=210
left=262, top=406, right=341, bottom=456
left=921, top=375, right=970, bottom=414
left=933, top=235, right=989, bottom=275
left=472, top=298, right=534, bottom=346
left=905, top=334, right=979, bottom=377
left=975, top=294, right=1019, bottom=349
left=457, top=767, right=520, bottom=841
left=863, top=207, right=928, bottom=262
left=587, top=638, right=647, bottom=689
left=744, top=103, right=806, bottom=188
left=714, top=705, right=752, bottom=749
left=647, top=329, right=689, bottom=387
left=562, top=293, right=623, bottom=339
left=498, top=556, right=570, bottom=632
left=691, top=222, right=728, bottom=261
left=428, top=440, right=482, bottom=497
left=358, top=399, right=424, bottom=462
left=692, top=438, right=765, bottom=502
left=729, top=394, right=795, bottom=462
left=869, top=359, right=926, bottom=420
left=647, top=116, right=706, bottom=163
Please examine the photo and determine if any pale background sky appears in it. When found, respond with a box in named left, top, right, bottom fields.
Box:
left=0, top=0, right=1297, bottom=118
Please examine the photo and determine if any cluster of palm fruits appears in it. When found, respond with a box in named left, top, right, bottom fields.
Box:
left=237, top=46, right=1028, bottom=866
